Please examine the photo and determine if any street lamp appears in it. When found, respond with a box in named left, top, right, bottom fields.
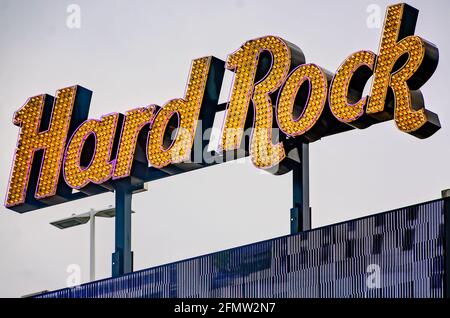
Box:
left=50, top=206, right=135, bottom=281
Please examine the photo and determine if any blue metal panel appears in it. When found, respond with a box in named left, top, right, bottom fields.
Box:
left=37, top=199, right=446, bottom=298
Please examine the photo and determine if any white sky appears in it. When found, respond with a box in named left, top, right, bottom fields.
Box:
left=0, top=0, right=449, bottom=297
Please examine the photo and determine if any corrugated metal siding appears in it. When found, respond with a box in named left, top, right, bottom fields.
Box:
left=37, top=199, right=446, bottom=298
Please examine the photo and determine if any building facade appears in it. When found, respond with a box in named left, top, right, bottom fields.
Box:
left=37, top=199, right=449, bottom=298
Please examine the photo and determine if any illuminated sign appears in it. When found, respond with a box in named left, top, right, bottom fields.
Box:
left=5, top=3, right=440, bottom=212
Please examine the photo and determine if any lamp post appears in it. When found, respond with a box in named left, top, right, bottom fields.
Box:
left=50, top=206, right=135, bottom=281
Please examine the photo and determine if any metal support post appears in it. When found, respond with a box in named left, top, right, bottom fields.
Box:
left=112, top=183, right=133, bottom=277
left=290, top=143, right=311, bottom=234
left=89, top=209, right=96, bottom=281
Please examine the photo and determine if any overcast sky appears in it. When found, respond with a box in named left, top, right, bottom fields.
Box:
left=0, top=0, right=449, bottom=297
